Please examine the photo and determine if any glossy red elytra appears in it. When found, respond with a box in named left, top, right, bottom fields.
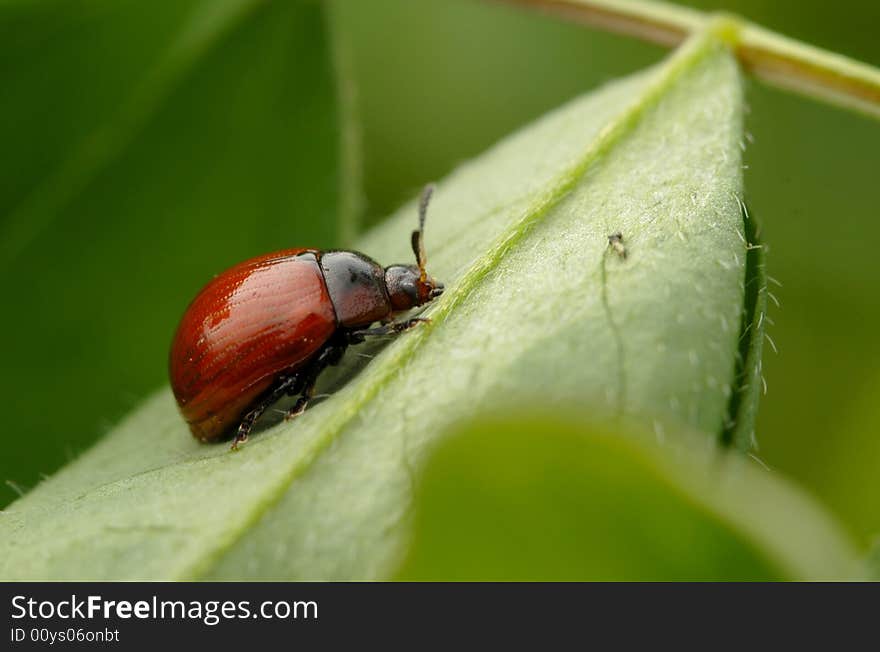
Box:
left=169, top=185, right=444, bottom=449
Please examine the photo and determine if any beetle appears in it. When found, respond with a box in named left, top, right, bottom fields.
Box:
left=169, top=184, right=444, bottom=450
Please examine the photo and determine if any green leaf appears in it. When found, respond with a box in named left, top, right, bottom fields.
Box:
left=395, top=415, right=858, bottom=580
left=1, top=27, right=758, bottom=580
left=865, top=540, right=880, bottom=581
left=811, top=370, right=880, bottom=541
left=0, top=0, right=355, bottom=504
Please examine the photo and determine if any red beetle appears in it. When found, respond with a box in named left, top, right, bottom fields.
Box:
left=170, top=185, right=444, bottom=449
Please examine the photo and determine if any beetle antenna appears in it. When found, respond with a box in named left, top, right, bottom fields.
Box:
left=411, top=183, right=434, bottom=281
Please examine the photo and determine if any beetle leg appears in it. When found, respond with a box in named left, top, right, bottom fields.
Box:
left=230, top=374, right=301, bottom=451
left=348, top=317, right=429, bottom=340
left=284, top=384, right=315, bottom=421
left=283, top=342, right=347, bottom=422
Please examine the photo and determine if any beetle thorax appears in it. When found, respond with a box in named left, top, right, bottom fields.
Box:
left=320, top=251, right=391, bottom=328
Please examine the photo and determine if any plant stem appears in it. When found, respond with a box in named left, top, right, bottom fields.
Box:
left=500, top=0, right=880, bottom=120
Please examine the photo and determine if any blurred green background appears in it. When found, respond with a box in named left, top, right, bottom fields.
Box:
left=1, top=0, right=878, bottom=557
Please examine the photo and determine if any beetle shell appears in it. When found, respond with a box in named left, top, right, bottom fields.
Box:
left=169, top=249, right=337, bottom=441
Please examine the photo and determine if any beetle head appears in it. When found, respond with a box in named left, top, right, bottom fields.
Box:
left=384, top=264, right=443, bottom=311
left=384, top=184, right=444, bottom=311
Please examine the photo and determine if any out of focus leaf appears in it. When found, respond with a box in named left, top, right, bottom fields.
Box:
left=2, top=27, right=756, bottom=579
left=395, top=415, right=857, bottom=580
left=811, top=371, right=880, bottom=541
left=0, top=0, right=354, bottom=502
left=865, top=540, right=880, bottom=580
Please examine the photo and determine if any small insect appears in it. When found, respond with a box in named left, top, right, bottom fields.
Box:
left=607, top=231, right=627, bottom=259
left=169, top=185, right=444, bottom=449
